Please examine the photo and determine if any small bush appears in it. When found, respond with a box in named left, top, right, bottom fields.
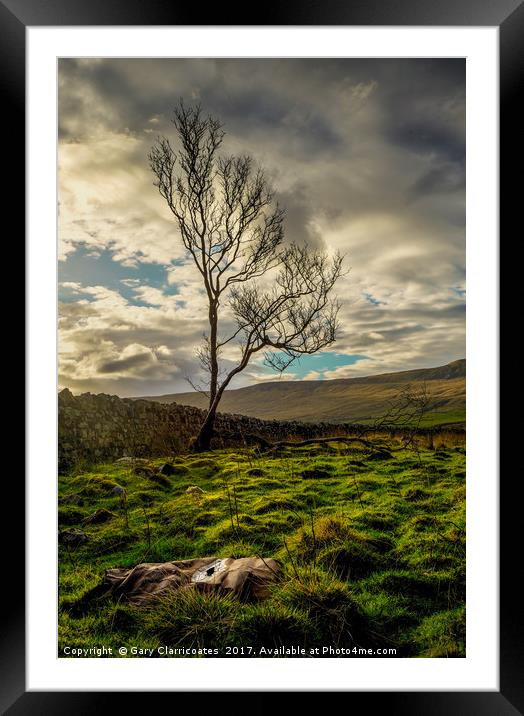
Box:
left=235, top=603, right=310, bottom=650
left=142, top=589, right=238, bottom=649
left=277, top=569, right=363, bottom=647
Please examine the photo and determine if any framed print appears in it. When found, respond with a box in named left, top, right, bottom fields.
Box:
left=6, top=0, right=519, bottom=711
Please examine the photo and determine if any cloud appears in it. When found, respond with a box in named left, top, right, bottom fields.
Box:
left=58, top=58, right=465, bottom=396
left=98, top=349, right=154, bottom=375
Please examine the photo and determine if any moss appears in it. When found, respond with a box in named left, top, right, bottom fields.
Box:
left=58, top=441, right=466, bottom=658
left=412, top=606, right=466, bottom=657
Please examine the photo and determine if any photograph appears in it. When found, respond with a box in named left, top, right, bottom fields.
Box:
left=57, top=57, right=466, bottom=659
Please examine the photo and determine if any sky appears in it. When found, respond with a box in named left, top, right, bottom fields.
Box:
left=58, top=58, right=465, bottom=397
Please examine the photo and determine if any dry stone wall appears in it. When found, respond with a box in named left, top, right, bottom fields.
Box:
left=58, top=389, right=465, bottom=472
left=58, top=389, right=350, bottom=471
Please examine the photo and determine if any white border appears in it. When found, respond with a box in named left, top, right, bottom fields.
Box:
left=27, top=27, right=498, bottom=691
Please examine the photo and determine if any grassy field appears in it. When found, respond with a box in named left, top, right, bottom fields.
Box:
left=58, top=436, right=466, bottom=658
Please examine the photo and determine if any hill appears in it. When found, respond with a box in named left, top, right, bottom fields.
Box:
left=139, top=359, right=465, bottom=426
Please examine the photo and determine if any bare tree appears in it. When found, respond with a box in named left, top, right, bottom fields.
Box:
left=149, top=102, right=344, bottom=451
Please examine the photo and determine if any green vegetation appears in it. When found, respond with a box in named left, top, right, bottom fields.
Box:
left=58, top=436, right=466, bottom=658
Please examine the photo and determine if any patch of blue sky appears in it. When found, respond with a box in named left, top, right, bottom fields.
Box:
left=58, top=244, right=180, bottom=305
left=363, top=292, right=386, bottom=306
left=262, top=352, right=369, bottom=379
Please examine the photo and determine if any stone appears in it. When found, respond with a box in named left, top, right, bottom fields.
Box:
left=58, top=388, right=76, bottom=406
left=158, top=463, right=176, bottom=476
left=59, top=528, right=87, bottom=547
left=115, top=457, right=148, bottom=466
left=186, top=485, right=204, bottom=494
left=92, top=556, right=281, bottom=604
left=83, top=508, right=115, bottom=525
left=58, top=389, right=465, bottom=472
left=111, top=485, right=126, bottom=496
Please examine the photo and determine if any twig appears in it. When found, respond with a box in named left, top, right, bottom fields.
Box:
left=233, top=484, right=240, bottom=529
left=283, top=537, right=302, bottom=583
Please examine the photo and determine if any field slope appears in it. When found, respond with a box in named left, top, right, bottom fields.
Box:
left=59, top=436, right=466, bottom=658
left=140, top=359, right=465, bottom=426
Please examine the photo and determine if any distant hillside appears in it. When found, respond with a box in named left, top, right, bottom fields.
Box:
left=139, top=359, right=465, bottom=426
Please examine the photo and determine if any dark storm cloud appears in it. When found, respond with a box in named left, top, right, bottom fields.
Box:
left=275, top=185, right=325, bottom=249
left=388, top=119, right=465, bottom=164
left=410, top=162, right=465, bottom=199
left=98, top=352, right=152, bottom=374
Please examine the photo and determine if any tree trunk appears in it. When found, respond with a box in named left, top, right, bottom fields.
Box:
left=208, top=300, right=219, bottom=404
left=193, top=405, right=218, bottom=452
left=193, top=352, right=245, bottom=452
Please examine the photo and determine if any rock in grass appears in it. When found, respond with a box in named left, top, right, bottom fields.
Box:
left=111, top=485, right=126, bottom=496
left=59, top=528, right=88, bottom=546
left=158, top=463, right=177, bottom=476
left=115, top=457, right=148, bottom=466
left=186, top=485, right=204, bottom=494
left=82, top=508, right=115, bottom=525
left=247, top=468, right=265, bottom=477
left=86, top=556, right=281, bottom=604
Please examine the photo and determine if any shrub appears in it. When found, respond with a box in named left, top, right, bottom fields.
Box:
left=235, top=603, right=310, bottom=650
left=277, top=568, right=363, bottom=647
left=142, top=589, right=238, bottom=649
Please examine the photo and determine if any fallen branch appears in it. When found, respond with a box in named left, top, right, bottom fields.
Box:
left=228, top=433, right=389, bottom=452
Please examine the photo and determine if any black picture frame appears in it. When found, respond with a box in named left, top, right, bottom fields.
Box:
left=6, top=0, right=517, bottom=711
